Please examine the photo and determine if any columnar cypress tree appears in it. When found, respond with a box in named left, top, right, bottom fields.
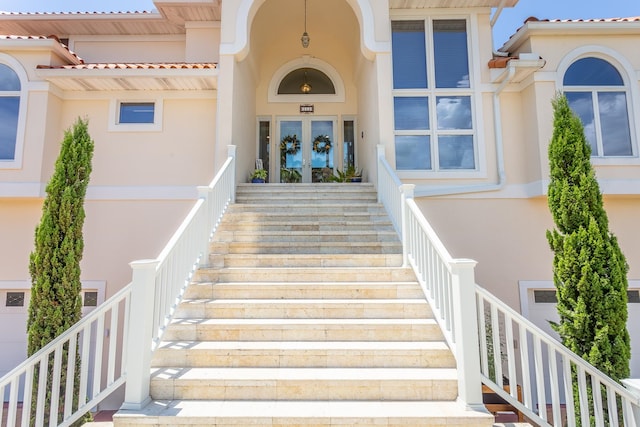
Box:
left=27, top=117, right=94, bottom=425
left=546, top=94, right=630, bottom=383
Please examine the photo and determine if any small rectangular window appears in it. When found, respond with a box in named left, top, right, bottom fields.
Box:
left=628, top=290, right=640, bottom=303
left=6, top=292, right=25, bottom=307
left=83, top=291, right=98, bottom=307
left=119, top=102, right=155, bottom=124
left=533, top=290, right=558, bottom=303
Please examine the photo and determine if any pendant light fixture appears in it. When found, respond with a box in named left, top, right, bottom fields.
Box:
left=300, top=70, right=312, bottom=94
left=301, top=0, right=310, bottom=48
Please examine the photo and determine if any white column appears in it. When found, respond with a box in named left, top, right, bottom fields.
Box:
left=450, top=258, right=484, bottom=410
left=121, top=259, right=158, bottom=410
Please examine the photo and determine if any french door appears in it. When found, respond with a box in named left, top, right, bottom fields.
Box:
left=277, top=117, right=336, bottom=183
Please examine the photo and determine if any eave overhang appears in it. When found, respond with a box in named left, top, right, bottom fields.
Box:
left=501, top=19, right=640, bottom=53
left=389, top=0, right=518, bottom=8
left=35, top=63, right=218, bottom=91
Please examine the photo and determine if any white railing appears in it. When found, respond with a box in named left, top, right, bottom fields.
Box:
left=0, top=285, right=131, bottom=427
left=376, top=145, right=640, bottom=425
left=478, top=287, right=640, bottom=426
left=0, top=146, right=237, bottom=425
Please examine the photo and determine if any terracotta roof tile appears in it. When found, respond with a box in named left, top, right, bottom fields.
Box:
left=488, top=57, right=514, bottom=69
left=36, top=63, right=218, bottom=70
left=0, top=34, right=84, bottom=63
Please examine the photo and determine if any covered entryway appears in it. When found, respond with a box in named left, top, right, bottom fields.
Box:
left=277, top=116, right=336, bottom=183
left=215, top=0, right=395, bottom=184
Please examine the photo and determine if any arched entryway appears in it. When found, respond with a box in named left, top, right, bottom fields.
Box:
left=215, top=0, right=394, bottom=184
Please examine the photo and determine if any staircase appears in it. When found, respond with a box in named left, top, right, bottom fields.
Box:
left=114, top=183, right=494, bottom=426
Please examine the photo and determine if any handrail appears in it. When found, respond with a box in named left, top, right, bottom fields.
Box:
left=376, top=144, right=640, bottom=425
left=0, top=146, right=237, bottom=426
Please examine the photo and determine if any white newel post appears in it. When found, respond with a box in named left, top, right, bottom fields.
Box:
left=228, top=145, right=237, bottom=203
left=121, top=259, right=158, bottom=410
left=376, top=145, right=385, bottom=204
left=198, top=185, right=213, bottom=263
left=621, top=379, right=640, bottom=424
left=450, top=258, right=484, bottom=410
left=400, top=184, right=414, bottom=267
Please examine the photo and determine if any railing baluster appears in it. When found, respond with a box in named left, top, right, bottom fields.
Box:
left=92, top=315, right=105, bottom=400
left=519, top=324, right=533, bottom=409
left=548, top=348, right=561, bottom=426
left=592, top=375, right=605, bottom=427
left=21, top=364, right=34, bottom=427
left=49, top=345, right=64, bottom=427
left=533, top=335, right=547, bottom=421
left=563, top=356, right=576, bottom=427
left=64, top=333, right=78, bottom=420
left=108, top=305, right=119, bottom=385
left=7, top=377, right=16, bottom=426
left=35, top=356, right=48, bottom=426
left=607, top=385, right=620, bottom=427
left=578, top=366, right=590, bottom=425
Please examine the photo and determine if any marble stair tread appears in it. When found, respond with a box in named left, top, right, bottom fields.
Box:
left=114, top=400, right=494, bottom=426
left=150, top=367, right=458, bottom=381
left=155, top=340, right=451, bottom=351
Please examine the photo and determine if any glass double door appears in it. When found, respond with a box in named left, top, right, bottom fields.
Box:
left=278, top=117, right=336, bottom=183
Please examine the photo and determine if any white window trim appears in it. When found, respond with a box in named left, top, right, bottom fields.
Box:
left=0, top=54, right=28, bottom=170
left=108, top=98, right=163, bottom=132
left=557, top=46, right=640, bottom=163
left=391, top=14, right=486, bottom=179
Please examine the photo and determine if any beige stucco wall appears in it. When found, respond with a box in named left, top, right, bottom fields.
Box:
left=416, top=196, right=640, bottom=311
left=71, top=39, right=186, bottom=63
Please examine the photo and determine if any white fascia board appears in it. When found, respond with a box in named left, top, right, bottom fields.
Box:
left=502, top=21, right=640, bottom=53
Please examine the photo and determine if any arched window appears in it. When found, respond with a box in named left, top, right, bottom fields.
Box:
left=277, top=68, right=336, bottom=95
left=563, top=57, right=633, bottom=157
left=0, top=63, right=21, bottom=161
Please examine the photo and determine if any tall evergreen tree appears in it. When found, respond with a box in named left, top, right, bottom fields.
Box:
left=546, top=94, right=630, bottom=383
left=27, top=117, right=94, bottom=425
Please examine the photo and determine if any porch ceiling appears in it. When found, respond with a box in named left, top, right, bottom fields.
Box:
left=389, top=0, right=518, bottom=8
left=35, top=63, right=218, bottom=91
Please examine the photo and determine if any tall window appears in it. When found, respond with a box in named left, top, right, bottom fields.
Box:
left=392, top=19, right=475, bottom=171
left=564, top=57, right=634, bottom=157
left=0, top=64, right=21, bottom=161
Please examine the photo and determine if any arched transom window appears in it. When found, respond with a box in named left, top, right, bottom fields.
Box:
left=563, top=57, right=634, bottom=157
left=0, top=63, right=21, bottom=161
left=277, top=68, right=336, bottom=95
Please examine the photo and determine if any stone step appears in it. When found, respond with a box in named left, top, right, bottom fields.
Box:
left=183, top=280, right=421, bottom=299
left=114, top=400, right=495, bottom=426
left=173, top=298, right=432, bottom=319
left=212, top=230, right=400, bottom=243
left=209, top=240, right=402, bottom=255
left=149, top=367, right=458, bottom=401
left=236, top=183, right=376, bottom=196
left=151, top=341, right=456, bottom=369
left=194, top=266, right=417, bottom=283
left=209, top=253, right=404, bottom=268
left=225, top=203, right=387, bottom=214
left=216, top=220, right=395, bottom=232
left=162, top=318, right=444, bottom=342
left=236, top=196, right=378, bottom=205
